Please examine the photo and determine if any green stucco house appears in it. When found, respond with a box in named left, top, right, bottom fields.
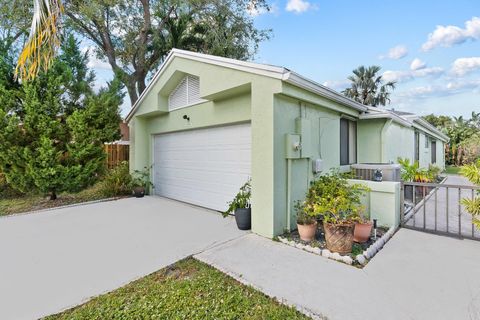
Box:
left=126, top=49, right=448, bottom=238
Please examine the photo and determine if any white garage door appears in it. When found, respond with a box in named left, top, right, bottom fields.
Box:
left=153, top=123, right=251, bottom=211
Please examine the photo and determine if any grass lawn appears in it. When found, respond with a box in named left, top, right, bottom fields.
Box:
left=445, top=165, right=462, bottom=175
left=45, top=258, right=310, bottom=320
left=0, top=184, right=113, bottom=216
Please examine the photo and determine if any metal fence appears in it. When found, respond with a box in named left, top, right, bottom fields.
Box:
left=401, top=181, right=480, bottom=241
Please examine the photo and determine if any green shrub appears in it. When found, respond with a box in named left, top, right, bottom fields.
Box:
left=131, top=166, right=154, bottom=190
left=303, top=170, right=369, bottom=224
left=398, top=158, right=431, bottom=182
left=427, top=164, right=442, bottom=181
left=294, top=200, right=316, bottom=225
left=460, top=160, right=480, bottom=229
left=223, top=179, right=251, bottom=217
left=99, top=162, right=133, bottom=197
left=0, top=172, right=23, bottom=199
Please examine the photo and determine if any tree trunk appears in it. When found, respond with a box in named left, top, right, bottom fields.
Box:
left=50, top=191, right=57, bottom=200
left=125, top=80, right=139, bottom=106
left=137, top=73, right=147, bottom=97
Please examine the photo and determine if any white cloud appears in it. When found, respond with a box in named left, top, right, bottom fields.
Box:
left=382, top=67, right=443, bottom=83
left=81, top=46, right=112, bottom=70
left=451, top=57, right=480, bottom=76
left=410, top=58, right=426, bottom=71
left=396, top=79, right=480, bottom=100
left=421, top=17, right=480, bottom=51
left=379, top=45, right=408, bottom=60
left=286, top=0, right=312, bottom=13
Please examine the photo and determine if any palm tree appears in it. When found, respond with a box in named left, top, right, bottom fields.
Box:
left=15, top=0, right=63, bottom=81
left=342, top=65, right=396, bottom=107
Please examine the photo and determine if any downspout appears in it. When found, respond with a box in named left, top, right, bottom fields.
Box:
left=286, top=158, right=292, bottom=232
left=380, top=119, right=392, bottom=163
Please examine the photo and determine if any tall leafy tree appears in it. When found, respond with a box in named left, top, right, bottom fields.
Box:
left=342, top=65, right=396, bottom=107
left=65, top=0, right=271, bottom=105
left=423, top=114, right=453, bottom=129
left=0, top=35, right=122, bottom=199
left=54, top=33, right=95, bottom=114
left=426, top=113, right=480, bottom=166
left=15, top=0, right=271, bottom=104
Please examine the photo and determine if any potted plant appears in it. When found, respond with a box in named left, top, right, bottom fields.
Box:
left=398, top=158, right=432, bottom=201
left=131, top=166, right=153, bottom=198
left=353, top=210, right=373, bottom=243
left=223, top=179, right=251, bottom=230
left=305, top=170, right=369, bottom=254
left=295, top=201, right=317, bottom=241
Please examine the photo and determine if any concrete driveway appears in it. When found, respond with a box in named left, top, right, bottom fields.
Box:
left=196, top=228, right=480, bottom=320
left=0, top=197, right=245, bottom=320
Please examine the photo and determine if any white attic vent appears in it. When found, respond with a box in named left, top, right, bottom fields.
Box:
left=168, top=75, right=203, bottom=111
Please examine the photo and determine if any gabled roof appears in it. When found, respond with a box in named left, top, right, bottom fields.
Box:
left=126, top=49, right=367, bottom=121
left=401, top=114, right=450, bottom=142
left=360, top=106, right=413, bottom=127
left=124, top=49, right=449, bottom=143
left=362, top=107, right=449, bottom=142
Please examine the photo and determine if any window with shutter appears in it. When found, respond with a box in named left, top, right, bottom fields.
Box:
left=168, top=75, right=203, bottom=111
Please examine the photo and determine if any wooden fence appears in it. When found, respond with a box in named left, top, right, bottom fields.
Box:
left=104, top=144, right=129, bottom=169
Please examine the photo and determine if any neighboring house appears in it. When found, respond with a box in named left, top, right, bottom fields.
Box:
left=126, top=49, right=448, bottom=238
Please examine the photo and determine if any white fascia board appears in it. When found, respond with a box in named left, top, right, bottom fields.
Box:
left=283, top=71, right=368, bottom=112
left=412, top=118, right=449, bottom=142
left=170, top=49, right=287, bottom=78
left=127, top=49, right=368, bottom=122
left=358, top=112, right=413, bottom=127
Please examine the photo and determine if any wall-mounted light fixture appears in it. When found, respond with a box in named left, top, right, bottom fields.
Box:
left=183, top=114, right=190, bottom=121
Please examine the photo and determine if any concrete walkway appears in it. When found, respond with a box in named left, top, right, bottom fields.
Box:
left=196, top=228, right=480, bottom=320
left=406, top=175, right=480, bottom=238
left=0, top=197, right=245, bottom=320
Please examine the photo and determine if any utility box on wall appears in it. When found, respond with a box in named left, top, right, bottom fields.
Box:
left=295, top=117, right=312, bottom=158
left=285, top=133, right=301, bottom=159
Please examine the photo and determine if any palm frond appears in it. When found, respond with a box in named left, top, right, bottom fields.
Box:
left=15, top=0, right=64, bottom=81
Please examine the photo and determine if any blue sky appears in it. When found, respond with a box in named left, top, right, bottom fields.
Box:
left=91, top=0, right=480, bottom=118
left=251, top=0, right=480, bottom=117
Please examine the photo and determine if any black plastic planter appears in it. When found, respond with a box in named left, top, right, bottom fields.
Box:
left=235, top=208, right=251, bottom=230
left=133, top=186, right=145, bottom=198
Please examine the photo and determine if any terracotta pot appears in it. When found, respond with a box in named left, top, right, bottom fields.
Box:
left=323, top=221, right=355, bottom=254
left=133, top=186, right=145, bottom=198
left=297, top=221, right=317, bottom=242
left=354, top=221, right=373, bottom=243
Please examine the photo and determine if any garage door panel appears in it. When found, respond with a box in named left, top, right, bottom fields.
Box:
left=156, top=158, right=250, bottom=174
left=153, top=123, right=251, bottom=211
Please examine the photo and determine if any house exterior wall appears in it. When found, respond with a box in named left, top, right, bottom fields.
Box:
left=417, top=132, right=446, bottom=169
left=273, top=94, right=350, bottom=233
left=357, top=119, right=383, bottom=163
left=129, top=53, right=447, bottom=239
left=437, top=140, right=445, bottom=169
left=418, top=131, right=431, bottom=168
left=352, top=179, right=401, bottom=228
left=357, top=119, right=445, bottom=169
left=129, top=56, right=283, bottom=238
left=384, top=122, right=415, bottom=164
